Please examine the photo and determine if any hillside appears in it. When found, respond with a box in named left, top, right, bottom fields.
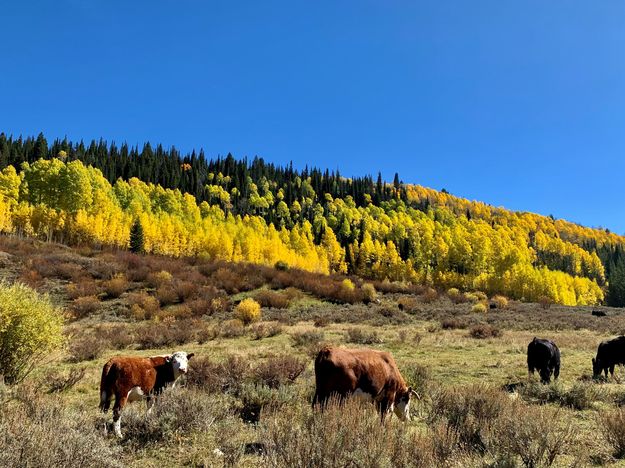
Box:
left=0, top=132, right=624, bottom=306
left=2, top=235, right=625, bottom=467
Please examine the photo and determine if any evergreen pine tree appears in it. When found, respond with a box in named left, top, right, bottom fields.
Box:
left=129, top=219, right=145, bottom=254
left=608, top=260, right=625, bottom=307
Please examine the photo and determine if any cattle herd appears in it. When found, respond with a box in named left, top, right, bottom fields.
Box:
left=99, top=335, right=625, bottom=438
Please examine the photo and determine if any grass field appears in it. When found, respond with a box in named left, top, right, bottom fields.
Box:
left=2, top=236, right=625, bottom=467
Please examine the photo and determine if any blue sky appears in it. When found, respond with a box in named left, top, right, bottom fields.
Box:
left=1, top=1, right=624, bottom=233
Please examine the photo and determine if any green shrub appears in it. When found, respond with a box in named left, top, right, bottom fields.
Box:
left=0, top=282, right=65, bottom=384
left=340, top=278, right=355, bottom=292
left=448, top=288, right=468, bottom=304
left=233, top=298, right=262, bottom=325
left=491, top=295, right=509, bottom=309
left=473, top=291, right=488, bottom=301
left=361, top=283, right=377, bottom=302
left=471, top=303, right=487, bottom=313
left=464, top=292, right=480, bottom=303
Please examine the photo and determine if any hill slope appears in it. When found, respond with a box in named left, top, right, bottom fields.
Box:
left=0, top=132, right=623, bottom=306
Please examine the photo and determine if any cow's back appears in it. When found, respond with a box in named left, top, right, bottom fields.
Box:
left=528, top=338, right=558, bottom=363
left=314, top=347, right=405, bottom=398
left=100, top=356, right=158, bottom=395
left=598, top=336, right=625, bottom=365
left=315, top=347, right=359, bottom=396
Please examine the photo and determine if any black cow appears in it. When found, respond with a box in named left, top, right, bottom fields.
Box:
left=593, top=336, right=625, bottom=379
left=592, top=309, right=607, bottom=317
left=527, top=337, right=560, bottom=384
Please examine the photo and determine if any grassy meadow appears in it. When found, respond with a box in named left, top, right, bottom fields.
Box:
left=2, top=235, right=625, bottom=467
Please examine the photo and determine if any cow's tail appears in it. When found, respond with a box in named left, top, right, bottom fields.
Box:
left=99, top=360, right=115, bottom=413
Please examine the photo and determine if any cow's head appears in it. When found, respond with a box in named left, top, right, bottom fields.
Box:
left=592, top=357, right=602, bottom=378
left=168, top=351, right=195, bottom=378
left=393, top=387, right=420, bottom=421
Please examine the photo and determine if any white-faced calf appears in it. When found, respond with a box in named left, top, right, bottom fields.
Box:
left=99, top=351, right=194, bottom=437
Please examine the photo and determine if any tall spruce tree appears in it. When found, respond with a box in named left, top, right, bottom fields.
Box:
left=608, top=260, right=625, bottom=307
left=129, top=219, right=145, bottom=254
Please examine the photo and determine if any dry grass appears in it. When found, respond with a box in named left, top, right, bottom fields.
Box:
left=0, top=385, right=122, bottom=467
left=344, top=327, right=382, bottom=344
left=119, top=387, right=230, bottom=448
left=488, top=401, right=572, bottom=467
left=68, top=334, right=107, bottom=362
left=46, top=367, right=86, bottom=393
left=252, top=354, right=306, bottom=389
left=134, top=319, right=199, bottom=349
left=600, top=407, right=625, bottom=458
left=468, top=323, right=502, bottom=339
left=66, top=278, right=100, bottom=299
left=70, top=295, right=101, bottom=318
left=261, top=397, right=438, bottom=467
left=251, top=322, right=283, bottom=340
left=102, top=274, right=128, bottom=298
left=254, top=289, right=291, bottom=309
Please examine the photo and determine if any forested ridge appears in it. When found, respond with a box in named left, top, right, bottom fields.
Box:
left=0, top=132, right=624, bottom=306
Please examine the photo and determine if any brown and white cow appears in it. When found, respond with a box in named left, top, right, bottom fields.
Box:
left=313, top=346, right=419, bottom=421
left=99, top=351, right=194, bottom=437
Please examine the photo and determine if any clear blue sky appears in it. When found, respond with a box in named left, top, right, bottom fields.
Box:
left=1, top=1, right=624, bottom=233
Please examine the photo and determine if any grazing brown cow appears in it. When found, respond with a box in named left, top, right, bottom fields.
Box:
left=99, top=351, right=194, bottom=437
left=313, top=346, right=418, bottom=421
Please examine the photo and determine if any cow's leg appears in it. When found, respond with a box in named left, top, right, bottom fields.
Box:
left=605, top=368, right=609, bottom=378
left=312, top=390, right=329, bottom=410
left=146, top=395, right=155, bottom=415
left=112, top=393, right=128, bottom=438
left=312, top=390, right=320, bottom=408
left=553, top=364, right=560, bottom=381
left=539, top=367, right=550, bottom=384
left=610, top=365, right=615, bottom=378
left=377, top=397, right=393, bottom=423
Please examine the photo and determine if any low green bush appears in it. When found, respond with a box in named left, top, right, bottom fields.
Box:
left=0, top=282, right=65, bottom=384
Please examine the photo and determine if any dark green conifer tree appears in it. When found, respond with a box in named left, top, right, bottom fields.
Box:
left=129, top=219, right=145, bottom=254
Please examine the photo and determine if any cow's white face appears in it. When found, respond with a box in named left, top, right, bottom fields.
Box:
left=169, top=351, right=194, bottom=378
left=393, top=388, right=414, bottom=421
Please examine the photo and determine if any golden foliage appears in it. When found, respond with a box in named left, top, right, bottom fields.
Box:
left=0, top=159, right=619, bottom=306
left=233, top=298, right=262, bottom=325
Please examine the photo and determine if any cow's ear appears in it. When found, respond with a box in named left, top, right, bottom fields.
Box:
left=187, top=353, right=195, bottom=360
